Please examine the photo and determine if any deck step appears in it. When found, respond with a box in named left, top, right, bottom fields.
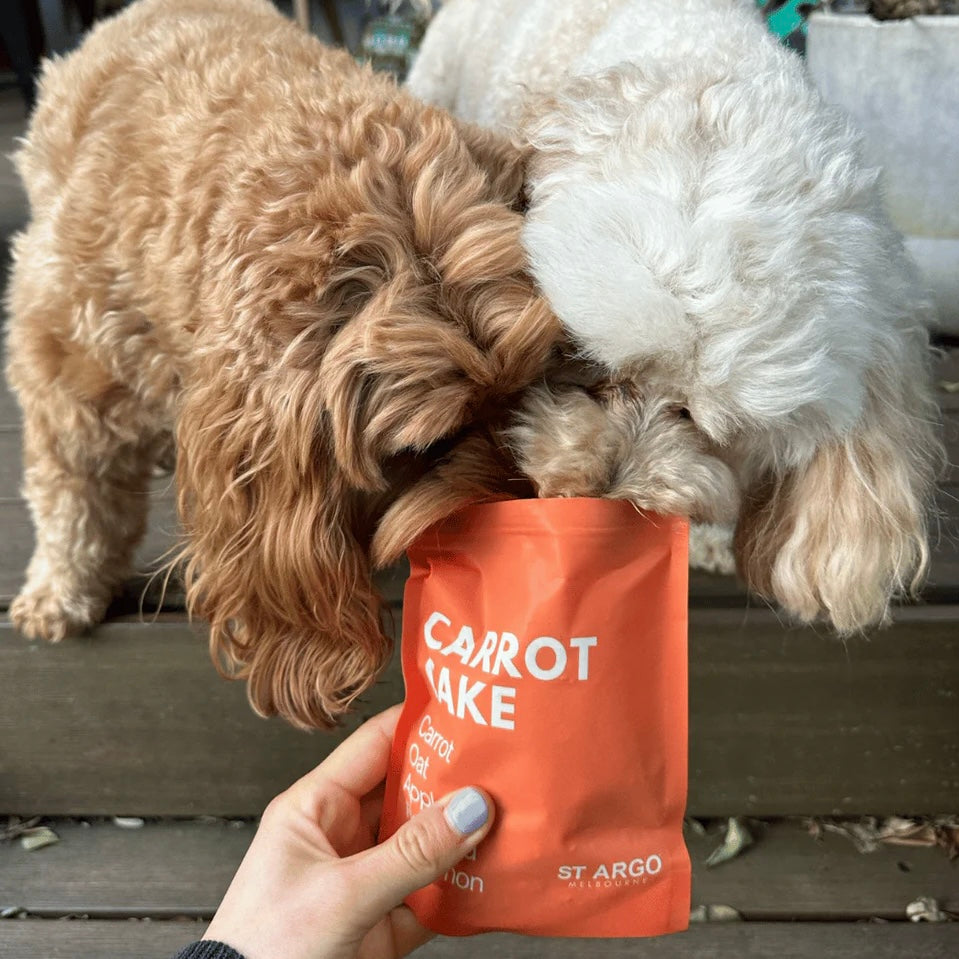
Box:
left=1, top=819, right=957, bottom=922
left=0, top=918, right=956, bottom=959
left=2, top=610, right=957, bottom=818
left=1, top=351, right=958, bottom=608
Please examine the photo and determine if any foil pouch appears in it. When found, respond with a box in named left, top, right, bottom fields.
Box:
left=380, top=497, right=690, bottom=937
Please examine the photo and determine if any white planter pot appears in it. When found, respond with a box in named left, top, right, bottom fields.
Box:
left=807, top=13, right=959, bottom=334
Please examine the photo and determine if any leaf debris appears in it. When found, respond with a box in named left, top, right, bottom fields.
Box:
left=19, top=827, right=60, bottom=852
left=705, top=817, right=754, bottom=868
left=690, top=904, right=743, bottom=922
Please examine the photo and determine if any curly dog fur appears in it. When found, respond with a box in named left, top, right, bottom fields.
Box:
left=8, top=0, right=946, bottom=731
left=411, top=0, right=944, bottom=633
left=5, top=0, right=559, bottom=729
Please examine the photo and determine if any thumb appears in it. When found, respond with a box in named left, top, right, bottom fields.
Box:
left=345, top=787, right=493, bottom=926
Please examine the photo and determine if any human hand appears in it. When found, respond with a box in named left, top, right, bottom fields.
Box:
left=202, top=705, right=493, bottom=959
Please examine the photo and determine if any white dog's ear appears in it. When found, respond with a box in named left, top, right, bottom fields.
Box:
left=734, top=373, right=942, bottom=633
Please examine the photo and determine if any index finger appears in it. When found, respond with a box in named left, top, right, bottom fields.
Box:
left=288, top=703, right=403, bottom=807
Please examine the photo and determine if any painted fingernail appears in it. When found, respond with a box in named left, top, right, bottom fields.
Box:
left=444, top=787, right=489, bottom=836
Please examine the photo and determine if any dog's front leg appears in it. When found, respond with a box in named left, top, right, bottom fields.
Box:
left=8, top=380, right=161, bottom=642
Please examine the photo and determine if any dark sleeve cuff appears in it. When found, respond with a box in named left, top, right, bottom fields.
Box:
left=173, top=942, right=246, bottom=959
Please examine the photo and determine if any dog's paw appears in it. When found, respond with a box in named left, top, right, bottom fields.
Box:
left=9, top=585, right=106, bottom=642
left=689, top=523, right=736, bottom=576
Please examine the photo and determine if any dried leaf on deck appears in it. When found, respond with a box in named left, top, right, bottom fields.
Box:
left=878, top=817, right=938, bottom=848
left=705, top=817, right=754, bottom=868
left=878, top=816, right=959, bottom=858
left=935, top=820, right=959, bottom=860
left=821, top=818, right=882, bottom=853
left=690, top=904, right=743, bottom=922
left=19, top=827, right=60, bottom=851
left=907, top=897, right=949, bottom=922
left=1, top=816, right=42, bottom=841
left=814, top=816, right=959, bottom=858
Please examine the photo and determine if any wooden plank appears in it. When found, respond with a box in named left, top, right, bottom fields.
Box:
left=690, top=821, right=959, bottom=920
left=0, top=431, right=749, bottom=610
left=0, top=919, right=956, bottom=959
left=0, top=496, right=184, bottom=609
left=941, top=354, right=959, bottom=481
left=426, top=925, right=959, bottom=959
left=2, top=820, right=956, bottom=921
left=0, top=615, right=395, bottom=818
left=0, top=497, right=410, bottom=609
left=0, top=495, right=758, bottom=609
left=431, top=926, right=958, bottom=959
left=687, top=606, right=959, bottom=817
left=0, top=425, right=22, bottom=493
left=1, top=608, right=956, bottom=817
left=2, top=352, right=958, bottom=604
left=1, top=473, right=956, bottom=608
left=938, top=346, right=959, bottom=399
left=0, top=919, right=202, bottom=959
left=0, top=374, right=22, bottom=428
left=0, top=821, right=253, bottom=919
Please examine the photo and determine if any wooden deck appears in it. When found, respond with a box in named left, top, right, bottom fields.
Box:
left=0, top=84, right=957, bottom=957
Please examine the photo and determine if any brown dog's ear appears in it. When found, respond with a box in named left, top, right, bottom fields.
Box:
left=317, top=282, right=494, bottom=491
left=318, top=275, right=556, bottom=489
left=317, top=119, right=557, bottom=491
left=735, top=371, right=942, bottom=633
left=176, top=361, right=389, bottom=731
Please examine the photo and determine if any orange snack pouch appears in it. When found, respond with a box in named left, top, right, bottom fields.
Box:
left=380, top=498, right=690, bottom=938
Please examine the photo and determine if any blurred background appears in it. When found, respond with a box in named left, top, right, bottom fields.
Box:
left=0, top=0, right=437, bottom=112
left=1, top=1, right=956, bottom=331
left=0, top=1, right=857, bottom=109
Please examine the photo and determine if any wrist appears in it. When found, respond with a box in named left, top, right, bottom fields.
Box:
left=176, top=940, right=246, bottom=959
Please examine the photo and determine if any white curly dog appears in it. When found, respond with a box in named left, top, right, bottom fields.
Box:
left=408, top=0, right=942, bottom=633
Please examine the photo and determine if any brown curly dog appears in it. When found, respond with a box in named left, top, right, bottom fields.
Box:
left=5, top=0, right=559, bottom=729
